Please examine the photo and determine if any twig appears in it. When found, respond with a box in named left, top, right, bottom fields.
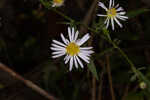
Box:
left=79, top=0, right=98, bottom=34
left=0, top=63, right=58, bottom=100
left=121, top=85, right=129, bottom=100
left=98, top=71, right=104, bottom=100
left=106, top=55, right=116, bottom=100
left=75, top=0, right=85, bottom=11
left=92, top=76, right=96, bottom=100
left=97, top=60, right=105, bottom=100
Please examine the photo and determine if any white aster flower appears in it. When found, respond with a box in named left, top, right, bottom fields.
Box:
left=97, top=0, right=128, bottom=30
left=52, top=0, right=64, bottom=7
left=50, top=27, right=94, bottom=71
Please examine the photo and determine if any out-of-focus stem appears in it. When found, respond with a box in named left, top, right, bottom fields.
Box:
left=0, top=63, right=58, bottom=100
left=92, top=76, right=96, bottom=100
left=106, top=55, right=116, bottom=100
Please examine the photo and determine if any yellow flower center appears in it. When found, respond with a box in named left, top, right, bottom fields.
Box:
left=66, top=42, right=80, bottom=56
left=107, top=8, right=117, bottom=17
left=53, top=0, right=63, bottom=4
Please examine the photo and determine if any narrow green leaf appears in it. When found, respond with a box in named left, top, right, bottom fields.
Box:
left=87, top=60, right=99, bottom=80
left=40, top=0, right=52, bottom=8
left=127, top=9, right=150, bottom=18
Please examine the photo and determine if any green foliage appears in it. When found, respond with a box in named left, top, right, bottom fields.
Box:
left=130, top=67, right=146, bottom=82
left=87, top=60, right=99, bottom=80
left=0, top=84, right=4, bottom=89
left=126, top=92, right=144, bottom=100
left=127, top=9, right=150, bottom=18
left=40, top=0, right=52, bottom=9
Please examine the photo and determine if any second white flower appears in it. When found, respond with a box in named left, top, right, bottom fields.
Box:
left=97, top=0, right=128, bottom=30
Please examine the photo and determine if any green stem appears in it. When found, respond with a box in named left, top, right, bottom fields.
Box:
left=105, top=33, right=139, bottom=76
left=51, top=8, right=74, bottom=22
left=105, top=33, right=150, bottom=90
left=112, top=42, right=138, bottom=77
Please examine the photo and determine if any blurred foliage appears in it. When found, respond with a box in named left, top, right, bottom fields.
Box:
left=87, top=60, right=98, bottom=80
left=0, top=84, right=4, bottom=89
left=127, top=9, right=150, bottom=18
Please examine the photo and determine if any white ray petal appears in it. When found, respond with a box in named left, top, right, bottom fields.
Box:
left=52, top=4, right=56, bottom=7
left=74, top=30, right=79, bottom=41
left=65, top=55, right=71, bottom=64
left=109, top=0, right=112, bottom=8
left=112, top=0, right=115, bottom=7
left=97, top=14, right=107, bottom=17
left=51, top=43, right=65, bottom=49
left=79, top=53, right=90, bottom=60
left=80, top=50, right=94, bottom=54
left=52, top=52, right=65, bottom=58
left=118, top=12, right=126, bottom=15
left=116, top=7, right=124, bottom=11
left=115, top=4, right=119, bottom=8
left=64, top=55, right=68, bottom=60
left=81, top=51, right=92, bottom=55
left=68, top=27, right=72, bottom=42
left=114, top=17, right=123, bottom=28
left=71, top=27, right=75, bottom=41
left=79, top=52, right=91, bottom=58
left=52, top=51, right=65, bottom=55
left=106, top=18, right=110, bottom=29
left=80, top=49, right=94, bottom=53
left=104, top=17, right=109, bottom=24
left=69, top=57, right=73, bottom=71
left=77, top=33, right=90, bottom=46
left=76, top=56, right=84, bottom=68
left=111, top=18, right=115, bottom=30
left=74, top=56, right=78, bottom=68
left=84, top=54, right=91, bottom=57
left=53, top=40, right=66, bottom=47
left=116, top=15, right=127, bottom=21
left=78, top=53, right=90, bottom=63
left=50, top=47, right=65, bottom=51
left=80, top=47, right=93, bottom=50
left=98, top=2, right=108, bottom=11
left=118, top=15, right=128, bottom=19
left=61, top=33, right=67, bottom=44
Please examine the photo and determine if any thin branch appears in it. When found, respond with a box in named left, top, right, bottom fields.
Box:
left=79, top=0, right=98, bottom=34
left=121, top=85, right=129, bottom=100
left=0, top=63, right=58, bottom=100
left=98, top=71, right=104, bottom=100
left=106, top=55, right=116, bottom=100
left=92, top=76, right=96, bottom=100
left=97, top=60, right=105, bottom=100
